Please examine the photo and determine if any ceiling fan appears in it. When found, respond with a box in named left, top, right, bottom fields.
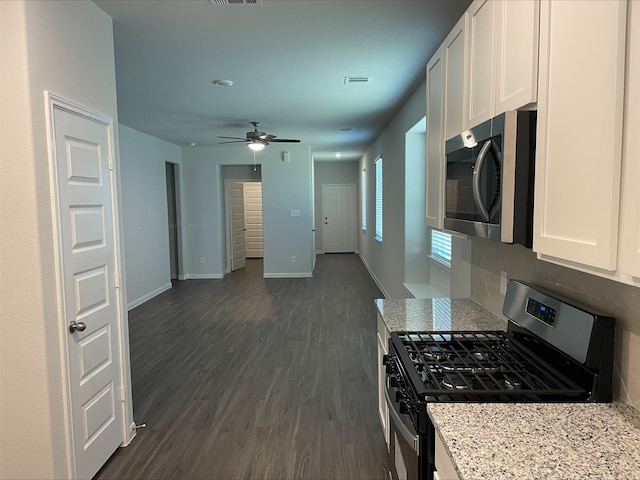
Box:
left=218, top=121, right=301, bottom=151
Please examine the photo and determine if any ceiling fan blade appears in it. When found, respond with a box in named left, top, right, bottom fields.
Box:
left=270, top=139, right=301, bottom=143
left=258, top=134, right=275, bottom=141
left=218, top=136, right=248, bottom=140
left=219, top=140, right=249, bottom=144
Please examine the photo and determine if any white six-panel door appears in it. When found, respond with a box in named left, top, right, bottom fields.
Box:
left=322, top=184, right=355, bottom=253
left=50, top=102, right=124, bottom=479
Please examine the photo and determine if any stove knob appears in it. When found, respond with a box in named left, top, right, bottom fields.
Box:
left=389, top=374, right=400, bottom=388
left=399, top=399, right=410, bottom=415
left=395, top=390, right=405, bottom=403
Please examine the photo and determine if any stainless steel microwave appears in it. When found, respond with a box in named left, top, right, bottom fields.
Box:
left=444, top=111, right=536, bottom=247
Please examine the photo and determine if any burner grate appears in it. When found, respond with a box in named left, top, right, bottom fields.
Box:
left=393, top=331, right=587, bottom=401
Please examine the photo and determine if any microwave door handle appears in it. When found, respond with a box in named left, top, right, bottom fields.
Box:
left=472, top=140, right=492, bottom=222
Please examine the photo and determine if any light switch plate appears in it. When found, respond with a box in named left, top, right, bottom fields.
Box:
left=291, top=209, right=300, bottom=217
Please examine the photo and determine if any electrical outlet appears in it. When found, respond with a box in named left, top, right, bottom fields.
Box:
left=291, top=256, right=296, bottom=263
left=500, top=271, right=508, bottom=295
left=200, top=257, right=205, bottom=264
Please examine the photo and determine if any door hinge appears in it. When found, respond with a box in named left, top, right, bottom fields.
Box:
left=114, top=271, right=120, bottom=288
left=108, top=154, right=114, bottom=171
left=120, top=386, right=126, bottom=402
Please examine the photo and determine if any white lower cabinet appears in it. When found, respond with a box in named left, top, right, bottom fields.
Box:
left=377, top=313, right=390, bottom=448
left=434, top=432, right=460, bottom=480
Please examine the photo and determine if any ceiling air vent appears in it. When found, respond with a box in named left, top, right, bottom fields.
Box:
left=344, top=76, right=373, bottom=85
left=209, top=0, right=263, bottom=5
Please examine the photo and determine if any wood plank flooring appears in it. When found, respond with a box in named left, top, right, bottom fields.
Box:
left=95, top=253, right=391, bottom=480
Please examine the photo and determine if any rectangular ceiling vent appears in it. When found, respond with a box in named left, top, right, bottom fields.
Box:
left=344, top=76, right=373, bottom=85
left=210, top=0, right=263, bottom=5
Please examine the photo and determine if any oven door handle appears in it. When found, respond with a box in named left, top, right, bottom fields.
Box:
left=384, top=386, right=419, bottom=453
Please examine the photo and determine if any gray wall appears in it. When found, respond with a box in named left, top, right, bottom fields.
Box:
left=313, top=161, right=359, bottom=252
left=358, top=78, right=428, bottom=298
left=0, top=1, right=130, bottom=477
left=181, top=144, right=313, bottom=278
left=119, top=125, right=182, bottom=309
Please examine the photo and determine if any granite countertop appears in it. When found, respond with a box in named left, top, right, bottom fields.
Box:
left=428, top=401, right=640, bottom=480
left=375, top=297, right=508, bottom=332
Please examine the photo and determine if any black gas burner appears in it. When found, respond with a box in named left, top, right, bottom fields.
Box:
left=391, top=329, right=591, bottom=400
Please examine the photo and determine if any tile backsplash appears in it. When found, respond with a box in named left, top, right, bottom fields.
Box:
left=470, top=237, right=640, bottom=411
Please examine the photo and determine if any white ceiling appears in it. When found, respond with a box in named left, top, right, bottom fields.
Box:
left=94, top=0, right=470, bottom=161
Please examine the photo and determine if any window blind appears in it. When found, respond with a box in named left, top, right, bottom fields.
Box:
left=431, top=230, right=452, bottom=266
left=375, top=157, right=383, bottom=242
left=361, top=169, right=367, bottom=230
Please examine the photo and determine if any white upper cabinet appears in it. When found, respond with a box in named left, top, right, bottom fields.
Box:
left=619, top=0, right=640, bottom=282
left=443, top=14, right=469, bottom=142
left=534, top=0, right=628, bottom=273
left=425, top=46, right=445, bottom=229
left=465, top=0, right=539, bottom=129
left=494, top=0, right=539, bottom=113
left=467, top=0, right=495, bottom=128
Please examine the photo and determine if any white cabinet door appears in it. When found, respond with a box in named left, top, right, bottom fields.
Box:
left=533, top=0, right=627, bottom=271
left=377, top=313, right=390, bottom=448
left=443, top=14, right=468, bottom=141
left=467, top=0, right=495, bottom=129
left=425, top=47, right=445, bottom=229
left=494, top=0, right=539, bottom=114
left=619, top=0, right=640, bottom=280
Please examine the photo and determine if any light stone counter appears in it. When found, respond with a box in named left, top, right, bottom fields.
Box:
left=375, top=297, right=508, bottom=332
left=428, top=401, right=640, bottom=480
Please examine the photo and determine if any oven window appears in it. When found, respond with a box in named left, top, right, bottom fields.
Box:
left=446, top=135, right=502, bottom=224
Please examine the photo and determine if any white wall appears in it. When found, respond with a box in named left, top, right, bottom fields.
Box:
left=119, top=125, right=182, bottom=309
left=0, top=1, right=132, bottom=478
left=313, top=161, right=358, bottom=252
left=358, top=78, right=428, bottom=298
left=181, top=144, right=314, bottom=278
left=404, top=122, right=430, bottom=285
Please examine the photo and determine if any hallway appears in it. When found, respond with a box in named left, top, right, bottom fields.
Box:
left=95, top=254, right=391, bottom=479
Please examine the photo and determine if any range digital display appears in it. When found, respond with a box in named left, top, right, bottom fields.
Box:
left=526, top=297, right=557, bottom=327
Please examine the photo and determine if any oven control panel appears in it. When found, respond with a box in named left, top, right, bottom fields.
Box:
left=526, top=297, right=557, bottom=327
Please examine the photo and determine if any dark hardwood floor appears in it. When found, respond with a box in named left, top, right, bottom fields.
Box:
left=95, top=253, right=391, bottom=480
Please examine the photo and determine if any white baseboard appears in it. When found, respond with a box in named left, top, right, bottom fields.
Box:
left=358, top=253, right=389, bottom=299
left=181, top=273, right=225, bottom=279
left=315, top=250, right=325, bottom=254
left=263, top=272, right=313, bottom=278
left=127, top=282, right=172, bottom=311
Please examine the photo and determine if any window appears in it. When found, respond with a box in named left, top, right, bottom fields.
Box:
left=430, top=230, right=452, bottom=267
left=375, top=156, right=383, bottom=242
left=361, top=169, right=367, bottom=231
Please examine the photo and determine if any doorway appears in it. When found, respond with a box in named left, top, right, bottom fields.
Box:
left=222, top=165, right=263, bottom=274
left=46, top=93, right=130, bottom=480
left=165, top=162, right=180, bottom=280
left=322, top=184, right=356, bottom=253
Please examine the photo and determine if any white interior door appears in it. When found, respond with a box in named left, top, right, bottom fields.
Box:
left=322, top=184, right=355, bottom=253
left=243, top=182, right=263, bottom=258
left=52, top=105, right=124, bottom=479
left=230, top=182, right=246, bottom=271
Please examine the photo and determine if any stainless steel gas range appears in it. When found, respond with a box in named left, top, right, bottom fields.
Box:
left=383, top=280, right=615, bottom=480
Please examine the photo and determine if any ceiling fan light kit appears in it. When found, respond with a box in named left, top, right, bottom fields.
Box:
left=248, top=141, right=265, bottom=151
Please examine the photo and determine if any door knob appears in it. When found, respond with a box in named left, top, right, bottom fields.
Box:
left=68, top=321, right=86, bottom=333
